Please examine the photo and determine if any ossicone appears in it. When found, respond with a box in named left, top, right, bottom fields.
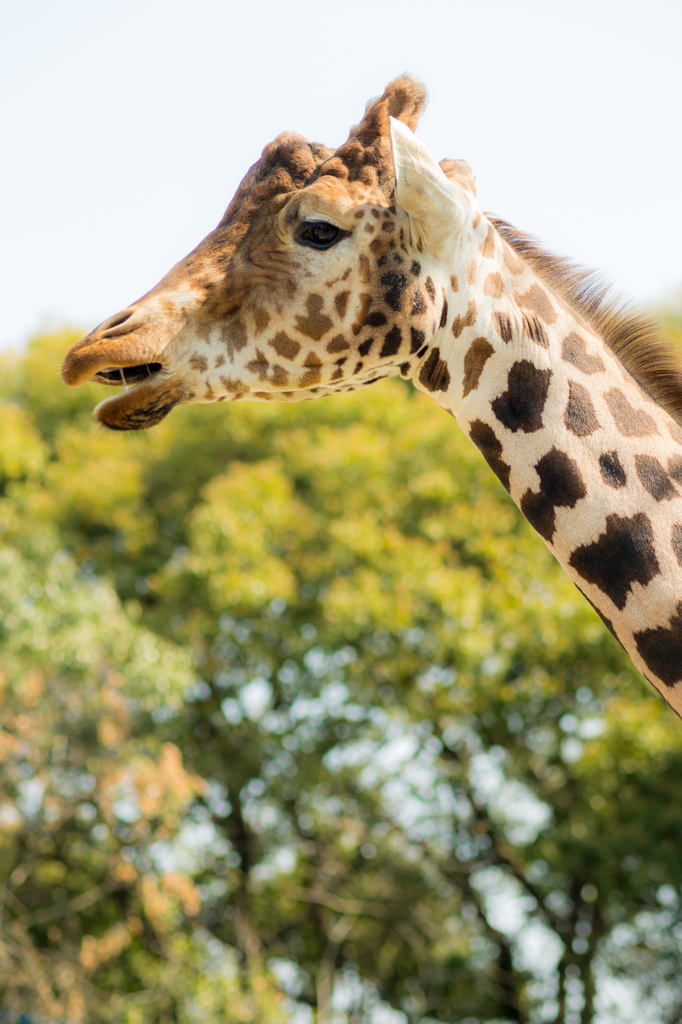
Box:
left=350, top=75, right=428, bottom=146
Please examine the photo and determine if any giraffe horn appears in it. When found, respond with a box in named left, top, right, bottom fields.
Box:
left=315, top=76, right=428, bottom=195
left=347, top=75, right=428, bottom=146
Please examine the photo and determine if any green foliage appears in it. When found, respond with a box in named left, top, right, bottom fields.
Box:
left=1, top=322, right=682, bottom=1023
left=657, top=290, right=682, bottom=348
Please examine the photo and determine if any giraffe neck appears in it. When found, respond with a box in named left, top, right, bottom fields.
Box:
left=410, top=215, right=682, bottom=714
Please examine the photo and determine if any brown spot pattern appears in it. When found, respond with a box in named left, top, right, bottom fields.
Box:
left=326, top=335, right=349, bottom=354
left=564, top=381, right=600, bottom=437
left=561, top=333, right=605, bottom=374
left=270, top=332, right=301, bottom=360
left=380, top=327, right=402, bottom=358
left=253, top=308, right=271, bottom=334
left=521, top=313, right=549, bottom=348
left=410, top=328, right=425, bottom=354
left=493, top=312, right=513, bottom=343
left=334, top=292, right=350, bottom=318
left=605, top=388, right=658, bottom=437
left=479, top=225, right=495, bottom=258
left=634, top=602, right=682, bottom=686
left=599, top=451, right=627, bottom=488
left=634, top=455, right=678, bottom=501
left=667, top=456, right=682, bottom=483
left=492, top=360, right=552, bottom=434
left=502, top=244, right=524, bottom=274
left=270, top=365, right=289, bottom=387
left=419, top=348, right=451, bottom=392
left=381, top=272, right=408, bottom=312
left=468, top=420, right=511, bottom=491
left=520, top=448, right=587, bottom=542
left=516, top=284, right=557, bottom=324
left=247, top=350, right=269, bottom=379
left=462, top=338, right=495, bottom=398
left=224, top=318, right=248, bottom=358
left=299, top=352, right=322, bottom=388
left=484, top=273, right=504, bottom=298
left=295, top=294, right=332, bottom=340
left=452, top=301, right=477, bottom=339
left=411, top=291, right=427, bottom=316
left=568, top=512, right=660, bottom=611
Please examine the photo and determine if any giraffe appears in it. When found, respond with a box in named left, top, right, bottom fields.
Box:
left=62, top=76, right=682, bottom=713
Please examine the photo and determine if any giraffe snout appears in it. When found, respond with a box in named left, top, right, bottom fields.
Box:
left=61, top=302, right=180, bottom=387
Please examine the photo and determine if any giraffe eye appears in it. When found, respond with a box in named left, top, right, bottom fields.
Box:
left=298, top=221, right=343, bottom=250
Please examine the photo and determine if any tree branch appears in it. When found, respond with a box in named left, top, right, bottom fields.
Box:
left=291, top=887, right=396, bottom=919
left=316, top=915, right=354, bottom=1024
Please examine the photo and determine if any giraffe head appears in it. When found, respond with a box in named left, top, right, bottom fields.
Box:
left=62, top=76, right=477, bottom=429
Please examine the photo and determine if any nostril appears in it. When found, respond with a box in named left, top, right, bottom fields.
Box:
left=100, top=309, right=136, bottom=337
left=107, top=310, right=134, bottom=329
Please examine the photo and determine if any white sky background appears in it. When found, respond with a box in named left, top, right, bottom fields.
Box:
left=1, top=0, right=681, bottom=350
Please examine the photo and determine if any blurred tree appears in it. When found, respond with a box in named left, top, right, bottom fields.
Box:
left=0, top=322, right=681, bottom=1023
left=657, top=291, right=682, bottom=349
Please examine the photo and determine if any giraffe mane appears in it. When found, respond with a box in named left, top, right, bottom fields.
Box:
left=489, top=216, right=682, bottom=428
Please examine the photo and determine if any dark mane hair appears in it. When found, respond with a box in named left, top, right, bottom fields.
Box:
left=488, top=216, right=682, bottom=428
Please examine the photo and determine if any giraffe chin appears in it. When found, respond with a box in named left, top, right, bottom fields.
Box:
left=94, top=376, right=182, bottom=431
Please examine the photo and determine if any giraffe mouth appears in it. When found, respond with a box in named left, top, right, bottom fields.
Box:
left=92, top=372, right=184, bottom=431
left=94, top=363, right=164, bottom=387
left=61, top=314, right=184, bottom=430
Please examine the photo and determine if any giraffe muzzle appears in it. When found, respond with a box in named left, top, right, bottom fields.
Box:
left=60, top=300, right=193, bottom=430
left=61, top=305, right=181, bottom=387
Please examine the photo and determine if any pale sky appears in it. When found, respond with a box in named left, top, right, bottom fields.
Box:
left=1, top=0, right=681, bottom=350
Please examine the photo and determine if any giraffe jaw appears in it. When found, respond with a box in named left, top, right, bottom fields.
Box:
left=92, top=371, right=186, bottom=430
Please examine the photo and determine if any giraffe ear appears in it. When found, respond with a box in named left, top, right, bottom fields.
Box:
left=389, top=117, right=469, bottom=259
